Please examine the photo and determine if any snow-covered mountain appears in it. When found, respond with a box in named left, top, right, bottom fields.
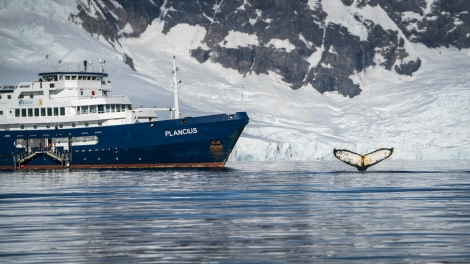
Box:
left=0, top=0, right=469, bottom=161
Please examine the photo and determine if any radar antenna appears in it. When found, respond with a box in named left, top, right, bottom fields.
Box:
left=99, top=59, right=106, bottom=73
left=44, top=55, right=49, bottom=71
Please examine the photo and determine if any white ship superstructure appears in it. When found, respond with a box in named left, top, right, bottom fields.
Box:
left=0, top=60, right=159, bottom=132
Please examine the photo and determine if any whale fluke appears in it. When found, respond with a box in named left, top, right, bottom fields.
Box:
left=333, top=148, right=394, bottom=171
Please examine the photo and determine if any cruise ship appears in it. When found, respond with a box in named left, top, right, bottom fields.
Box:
left=0, top=57, right=249, bottom=169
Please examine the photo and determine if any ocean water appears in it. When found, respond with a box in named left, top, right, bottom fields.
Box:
left=0, top=160, right=469, bottom=264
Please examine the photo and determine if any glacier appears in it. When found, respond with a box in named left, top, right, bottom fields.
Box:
left=0, top=0, right=469, bottom=162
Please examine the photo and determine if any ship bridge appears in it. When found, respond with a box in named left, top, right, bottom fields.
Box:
left=37, top=71, right=111, bottom=92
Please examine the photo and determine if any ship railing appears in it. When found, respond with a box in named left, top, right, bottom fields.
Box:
left=75, top=94, right=128, bottom=100
left=110, top=95, right=128, bottom=99
left=0, top=85, right=16, bottom=91
left=14, top=147, right=71, bottom=168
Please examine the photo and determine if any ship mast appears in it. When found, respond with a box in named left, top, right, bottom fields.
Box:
left=172, top=56, right=180, bottom=119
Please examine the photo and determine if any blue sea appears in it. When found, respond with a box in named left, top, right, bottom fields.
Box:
left=1, top=160, right=469, bottom=264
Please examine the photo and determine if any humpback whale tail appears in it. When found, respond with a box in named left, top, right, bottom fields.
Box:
left=333, top=148, right=394, bottom=171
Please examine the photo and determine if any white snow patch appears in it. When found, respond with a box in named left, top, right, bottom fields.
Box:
left=322, top=0, right=368, bottom=41
left=267, top=38, right=295, bottom=52
left=221, top=30, right=259, bottom=48
left=354, top=4, right=398, bottom=31
left=236, top=0, right=249, bottom=11
left=307, top=0, right=321, bottom=10
left=402, top=11, right=423, bottom=21
left=422, top=0, right=438, bottom=15
left=129, top=21, right=208, bottom=54
left=119, top=23, right=134, bottom=35
left=299, top=33, right=313, bottom=48
left=111, top=0, right=123, bottom=9
left=249, top=9, right=263, bottom=26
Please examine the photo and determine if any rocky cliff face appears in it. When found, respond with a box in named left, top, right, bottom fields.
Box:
left=71, top=0, right=470, bottom=97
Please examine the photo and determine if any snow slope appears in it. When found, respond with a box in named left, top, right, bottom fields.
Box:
left=0, top=0, right=469, bottom=161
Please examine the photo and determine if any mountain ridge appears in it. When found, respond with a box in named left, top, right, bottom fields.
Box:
left=71, top=0, right=469, bottom=97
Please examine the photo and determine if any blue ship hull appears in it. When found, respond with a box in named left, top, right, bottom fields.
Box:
left=0, top=112, right=248, bottom=169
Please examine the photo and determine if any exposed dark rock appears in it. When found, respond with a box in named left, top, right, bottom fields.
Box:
left=191, top=48, right=211, bottom=63
left=213, top=46, right=255, bottom=75
left=311, top=66, right=362, bottom=98
left=395, top=58, right=422, bottom=76
left=123, top=53, right=135, bottom=71
left=71, top=0, right=162, bottom=42
left=370, top=0, right=470, bottom=49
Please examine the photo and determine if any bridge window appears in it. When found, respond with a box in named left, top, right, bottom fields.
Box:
left=15, top=109, right=20, bottom=117
left=47, top=108, right=52, bottom=116
left=54, top=107, right=59, bottom=116
left=81, top=106, right=88, bottom=114
left=60, top=107, right=65, bottom=115
left=90, top=105, right=97, bottom=113
left=34, top=108, right=39, bottom=116
left=41, top=108, right=46, bottom=116
left=21, top=109, right=26, bottom=117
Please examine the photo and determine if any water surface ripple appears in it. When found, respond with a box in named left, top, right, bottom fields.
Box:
left=1, top=161, right=469, bottom=263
